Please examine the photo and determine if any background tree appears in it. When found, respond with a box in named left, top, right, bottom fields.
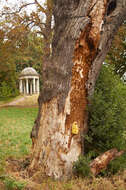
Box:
left=0, top=0, right=51, bottom=96
left=0, top=28, right=18, bottom=97
left=88, top=67, right=126, bottom=152
left=1, top=0, right=53, bottom=58
left=15, top=32, right=43, bottom=74
left=0, top=21, right=44, bottom=96
left=85, top=64, right=126, bottom=175
left=0, top=0, right=53, bottom=96
left=29, top=0, right=126, bottom=179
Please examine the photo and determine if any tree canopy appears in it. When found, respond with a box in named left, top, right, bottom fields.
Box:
left=0, top=1, right=47, bottom=96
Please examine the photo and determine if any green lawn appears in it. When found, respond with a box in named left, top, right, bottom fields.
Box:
left=0, top=96, right=18, bottom=105
left=0, top=107, right=38, bottom=174
left=1, top=107, right=126, bottom=190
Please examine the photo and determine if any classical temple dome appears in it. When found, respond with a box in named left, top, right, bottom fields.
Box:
left=19, top=67, right=39, bottom=95
left=20, top=67, right=39, bottom=77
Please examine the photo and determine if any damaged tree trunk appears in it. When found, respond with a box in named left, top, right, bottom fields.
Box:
left=90, top=149, right=125, bottom=176
left=30, top=0, right=126, bottom=179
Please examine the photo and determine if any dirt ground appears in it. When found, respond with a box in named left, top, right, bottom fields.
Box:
left=0, top=95, right=39, bottom=108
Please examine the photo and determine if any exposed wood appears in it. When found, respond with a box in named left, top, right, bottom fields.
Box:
left=30, top=0, right=126, bottom=179
left=87, top=0, right=126, bottom=96
left=90, top=149, right=125, bottom=176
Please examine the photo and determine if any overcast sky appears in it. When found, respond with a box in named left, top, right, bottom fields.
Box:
left=0, top=0, right=45, bottom=13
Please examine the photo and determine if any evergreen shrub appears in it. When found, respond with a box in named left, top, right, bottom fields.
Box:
left=73, top=155, right=91, bottom=177
left=74, top=65, right=126, bottom=177
left=86, top=65, right=126, bottom=175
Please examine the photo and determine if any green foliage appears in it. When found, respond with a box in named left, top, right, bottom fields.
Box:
left=88, top=65, right=126, bottom=151
left=73, top=155, right=91, bottom=177
left=0, top=82, right=11, bottom=97
left=15, top=32, right=43, bottom=75
left=0, top=81, right=19, bottom=97
left=85, top=64, right=126, bottom=175
left=106, top=22, right=126, bottom=77
left=3, top=176, right=26, bottom=190
left=0, top=29, right=17, bottom=78
left=101, top=153, right=126, bottom=176
left=0, top=27, right=43, bottom=97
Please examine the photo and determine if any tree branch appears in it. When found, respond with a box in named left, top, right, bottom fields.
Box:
left=90, top=148, right=125, bottom=176
left=34, top=0, right=47, bottom=14
left=1, top=2, right=36, bottom=16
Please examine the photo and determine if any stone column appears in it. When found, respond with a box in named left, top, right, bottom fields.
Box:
left=33, top=77, right=36, bottom=93
left=26, top=78, right=29, bottom=94
left=37, top=78, right=39, bottom=94
left=30, top=80, right=33, bottom=95
left=23, top=80, right=26, bottom=94
left=19, top=79, right=23, bottom=93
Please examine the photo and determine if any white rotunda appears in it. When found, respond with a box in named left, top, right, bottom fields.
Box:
left=19, top=67, right=39, bottom=95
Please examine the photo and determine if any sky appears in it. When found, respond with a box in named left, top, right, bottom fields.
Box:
left=0, top=0, right=45, bottom=14
left=0, top=0, right=47, bottom=35
left=0, top=0, right=35, bottom=13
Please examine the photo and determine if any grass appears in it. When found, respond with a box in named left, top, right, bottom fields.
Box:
left=37, top=174, right=126, bottom=190
left=3, top=176, right=26, bottom=190
left=0, top=106, right=126, bottom=190
left=0, top=96, right=18, bottom=105
left=0, top=94, right=39, bottom=107
left=0, top=107, right=38, bottom=175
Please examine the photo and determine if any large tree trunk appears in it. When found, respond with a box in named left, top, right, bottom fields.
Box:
left=30, top=0, right=126, bottom=179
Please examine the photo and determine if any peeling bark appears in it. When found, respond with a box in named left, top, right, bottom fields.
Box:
left=90, top=149, right=125, bottom=176
left=30, top=0, right=126, bottom=179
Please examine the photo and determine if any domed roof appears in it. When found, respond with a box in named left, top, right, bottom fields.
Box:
left=20, top=67, right=39, bottom=77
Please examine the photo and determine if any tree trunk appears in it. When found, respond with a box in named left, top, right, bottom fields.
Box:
left=30, top=0, right=126, bottom=179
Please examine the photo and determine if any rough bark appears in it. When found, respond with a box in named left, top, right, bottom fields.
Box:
left=30, top=0, right=126, bottom=179
left=90, top=149, right=125, bottom=176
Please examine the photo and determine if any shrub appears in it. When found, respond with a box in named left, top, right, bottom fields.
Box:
left=73, top=155, right=91, bottom=177
left=85, top=64, right=126, bottom=175
left=0, top=176, right=26, bottom=190
left=107, top=153, right=126, bottom=175
left=0, top=81, right=19, bottom=97
left=100, top=152, right=126, bottom=176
